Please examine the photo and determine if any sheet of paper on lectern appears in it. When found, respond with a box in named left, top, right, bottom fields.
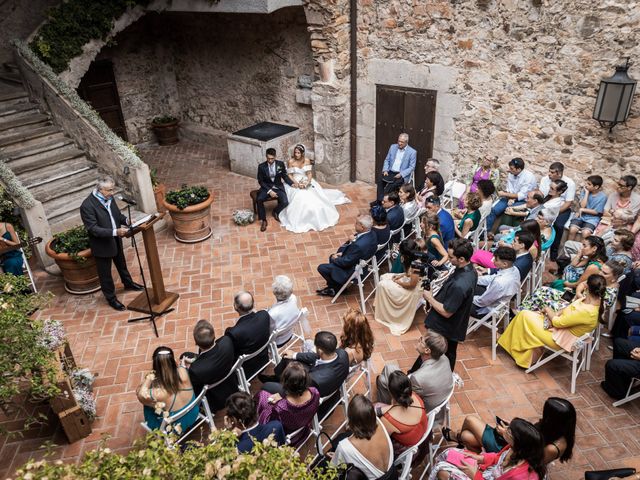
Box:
left=131, top=214, right=153, bottom=228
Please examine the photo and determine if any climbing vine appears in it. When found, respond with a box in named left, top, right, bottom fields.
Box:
left=30, top=0, right=152, bottom=74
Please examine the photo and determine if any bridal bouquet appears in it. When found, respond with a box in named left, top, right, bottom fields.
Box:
left=232, top=209, right=255, bottom=226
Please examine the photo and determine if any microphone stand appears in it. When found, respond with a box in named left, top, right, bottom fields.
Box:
left=123, top=202, right=171, bottom=337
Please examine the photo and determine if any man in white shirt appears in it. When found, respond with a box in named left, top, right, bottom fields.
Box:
left=267, top=275, right=303, bottom=347
left=470, top=246, right=521, bottom=317
left=486, top=158, right=537, bottom=231
left=375, top=133, right=417, bottom=202
left=538, top=162, right=576, bottom=260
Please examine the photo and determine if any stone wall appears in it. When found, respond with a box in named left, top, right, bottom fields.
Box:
left=354, top=0, right=640, bottom=188
left=0, top=0, right=58, bottom=66
left=99, top=7, right=315, bottom=148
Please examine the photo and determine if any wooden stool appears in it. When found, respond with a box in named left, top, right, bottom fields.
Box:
left=250, top=189, right=277, bottom=214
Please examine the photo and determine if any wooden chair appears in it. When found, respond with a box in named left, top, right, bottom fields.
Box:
left=250, top=189, right=277, bottom=214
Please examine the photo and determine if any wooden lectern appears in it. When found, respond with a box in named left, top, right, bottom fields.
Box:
left=126, top=213, right=179, bottom=315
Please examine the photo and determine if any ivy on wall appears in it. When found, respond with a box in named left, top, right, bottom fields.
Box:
left=30, top=0, right=152, bottom=74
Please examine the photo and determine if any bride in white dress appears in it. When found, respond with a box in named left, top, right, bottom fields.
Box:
left=279, top=144, right=350, bottom=233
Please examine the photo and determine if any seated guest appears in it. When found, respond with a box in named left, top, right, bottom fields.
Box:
left=263, top=331, right=350, bottom=398
left=486, top=157, right=538, bottom=232
left=522, top=259, right=623, bottom=315
left=539, top=163, right=576, bottom=259
left=268, top=275, right=302, bottom=348
left=422, top=214, right=450, bottom=268
left=136, top=346, right=198, bottom=431
left=256, top=361, right=320, bottom=447
left=416, top=170, right=446, bottom=208
left=225, top=291, right=271, bottom=377
left=375, top=133, right=416, bottom=202
left=370, top=205, right=391, bottom=258
left=339, top=308, right=375, bottom=365
left=550, top=236, right=607, bottom=292
left=383, top=191, right=405, bottom=242
left=377, top=331, right=453, bottom=413
left=458, top=155, right=499, bottom=209
left=601, top=337, right=640, bottom=400
left=470, top=246, right=520, bottom=318
left=477, top=179, right=497, bottom=219
left=374, top=255, right=423, bottom=336
left=498, top=190, right=545, bottom=229
left=454, top=192, right=482, bottom=238
left=331, top=395, right=394, bottom=480
left=604, top=175, right=640, bottom=217
left=535, top=207, right=558, bottom=252
left=225, top=392, right=285, bottom=453
left=432, top=418, right=547, bottom=480
left=564, top=208, right=635, bottom=258
left=399, top=183, right=421, bottom=219
left=425, top=196, right=455, bottom=248
left=606, top=228, right=634, bottom=276
left=473, top=219, right=542, bottom=269
left=511, top=230, right=535, bottom=280
left=376, top=371, right=428, bottom=454
left=317, top=214, right=378, bottom=297
left=186, top=320, right=237, bottom=412
left=567, top=175, right=607, bottom=241
left=444, top=397, right=575, bottom=465
left=425, top=158, right=441, bottom=174
left=499, top=274, right=605, bottom=368
left=391, top=237, right=424, bottom=273
left=0, top=221, right=23, bottom=276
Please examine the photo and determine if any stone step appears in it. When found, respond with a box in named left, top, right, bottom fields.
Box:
left=30, top=166, right=97, bottom=203
left=44, top=187, right=95, bottom=225
left=0, top=112, right=50, bottom=132
left=21, top=156, right=95, bottom=188
left=8, top=145, right=85, bottom=175
left=0, top=72, right=22, bottom=85
left=3, top=136, right=74, bottom=161
left=0, top=101, right=38, bottom=118
left=2, top=62, right=18, bottom=72
left=0, top=118, right=52, bottom=139
left=0, top=126, right=64, bottom=151
left=0, top=91, right=28, bottom=105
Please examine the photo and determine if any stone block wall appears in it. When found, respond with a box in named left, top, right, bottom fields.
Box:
left=100, top=7, right=315, bottom=149
left=355, top=0, right=640, bottom=188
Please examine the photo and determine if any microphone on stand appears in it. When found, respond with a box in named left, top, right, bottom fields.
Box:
left=117, top=195, right=137, bottom=206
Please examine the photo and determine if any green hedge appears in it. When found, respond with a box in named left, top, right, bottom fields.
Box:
left=30, top=0, right=151, bottom=74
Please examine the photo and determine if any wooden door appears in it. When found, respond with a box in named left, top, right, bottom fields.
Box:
left=78, top=60, right=128, bottom=140
left=375, top=85, right=436, bottom=188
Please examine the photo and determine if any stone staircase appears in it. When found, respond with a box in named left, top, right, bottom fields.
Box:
left=0, top=78, right=98, bottom=234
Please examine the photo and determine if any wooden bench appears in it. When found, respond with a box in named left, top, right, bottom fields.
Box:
left=250, top=189, right=277, bottom=214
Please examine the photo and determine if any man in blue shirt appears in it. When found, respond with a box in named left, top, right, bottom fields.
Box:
left=425, top=196, right=454, bottom=248
left=375, top=133, right=417, bottom=202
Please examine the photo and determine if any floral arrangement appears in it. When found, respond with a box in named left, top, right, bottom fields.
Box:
left=71, top=369, right=97, bottom=420
left=13, top=40, right=144, bottom=170
left=232, top=209, right=255, bottom=226
left=0, top=156, right=36, bottom=209
left=14, top=430, right=337, bottom=480
left=37, top=319, right=66, bottom=351
left=165, top=185, right=210, bottom=210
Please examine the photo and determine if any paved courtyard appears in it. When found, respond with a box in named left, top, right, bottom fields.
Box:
left=1, top=141, right=639, bottom=479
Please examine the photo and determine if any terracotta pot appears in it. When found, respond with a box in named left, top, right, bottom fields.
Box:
left=163, top=193, right=214, bottom=243
left=45, top=240, right=101, bottom=295
left=152, top=120, right=179, bottom=146
left=153, top=183, right=167, bottom=213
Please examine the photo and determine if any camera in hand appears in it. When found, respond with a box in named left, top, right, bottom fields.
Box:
left=410, top=254, right=439, bottom=290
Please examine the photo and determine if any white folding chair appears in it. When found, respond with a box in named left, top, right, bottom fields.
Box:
left=394, top=409, right=437, bottom=480
left=595, top=283, right=622, bottom=352
left=372, top=240, right=392, bottom=286
left=140, top=388, right=211, bottom=447
left=20, top=249, right=37, bottom=292
left=202, top=356, right=246, bottom=427
left=514, top=272, right=532, bottom=311
left=345, top=359, right=372, bottom=398
left=613, top=377, right=640, bottom=407
left=463, top=215, right=487, bottom=250
left=531, top=248, right=550, bottom=292
left=236, top=330, right=280, bottom=392
left=400, top=208, right=424, bottom=242
left=467, top=300, right=511, bottom=361
left=441, top=180, right=467, bottom=210
left=313, top=383, right=351, bottom=455
left=525, top=330, right=595, bottom=394
left=272, top=308, right=310, bottom=362
left=331, top=254, right=377, bottom=314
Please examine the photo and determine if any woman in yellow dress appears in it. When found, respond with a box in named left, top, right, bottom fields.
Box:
left=498, top=274, right=606, bottom=368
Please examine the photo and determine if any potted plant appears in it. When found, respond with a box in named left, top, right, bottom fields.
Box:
left=150, top=169, right=166, bottom=213
left=45, top=226, right=100, bottom=294
left=163, top=185, right=213, bottom=243
left=151, top=115, right=180, bottom=146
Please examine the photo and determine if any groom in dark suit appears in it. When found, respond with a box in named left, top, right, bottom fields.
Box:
left=80, top=176, right=143, bottom=310
left=256, top=148, right=294, bottom=232
left=316, top=214, right=378, bottom=296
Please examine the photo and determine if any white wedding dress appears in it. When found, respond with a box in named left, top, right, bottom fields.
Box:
left=279, top=165, right=350, bottom=233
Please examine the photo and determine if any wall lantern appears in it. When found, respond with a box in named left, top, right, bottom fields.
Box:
left=593, top=59, right=637, bottom=132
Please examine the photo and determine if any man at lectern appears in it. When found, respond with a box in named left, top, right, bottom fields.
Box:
left=80, top=176, right=143, bottom=310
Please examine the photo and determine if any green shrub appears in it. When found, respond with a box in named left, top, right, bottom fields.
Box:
left=165, top=185, right=210, bottom=210
left=152, top=115, right=179, bottom=125
left=30, top=0, right=152, bottom=73
left=51, top=226, right=91, bottom=263
left=14, top=430, right=337, bottom=480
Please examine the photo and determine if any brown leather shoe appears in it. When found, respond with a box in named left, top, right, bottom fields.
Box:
left=260, top=220, right=267, bottom=232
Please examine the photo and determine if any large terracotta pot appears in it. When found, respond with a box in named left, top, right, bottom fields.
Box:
left=163, top=193, right=214, bottom=243
left=151, top=120, right=179, bottom=146
left=45, top=240, right=101, bottom=295
left=153, top=183, right=167, bottom=213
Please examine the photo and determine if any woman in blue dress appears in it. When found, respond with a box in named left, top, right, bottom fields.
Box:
left=0, top=222, right=23, bottom=276
left=136, top=346, right=199, bottom=432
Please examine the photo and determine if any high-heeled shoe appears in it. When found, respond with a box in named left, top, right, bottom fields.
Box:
left=441, top=427, right=464, bottom=448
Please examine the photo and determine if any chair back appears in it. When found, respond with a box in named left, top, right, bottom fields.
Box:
left=237, top=330, right=280, bottom=390
left=394, top=409, right=436, bottom=480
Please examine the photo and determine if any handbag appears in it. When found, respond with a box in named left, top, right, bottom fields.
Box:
left=584, top=468, right=636, bottom=480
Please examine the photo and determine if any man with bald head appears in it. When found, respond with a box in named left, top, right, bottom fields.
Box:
left=225, top=291, right=272, bottom=377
